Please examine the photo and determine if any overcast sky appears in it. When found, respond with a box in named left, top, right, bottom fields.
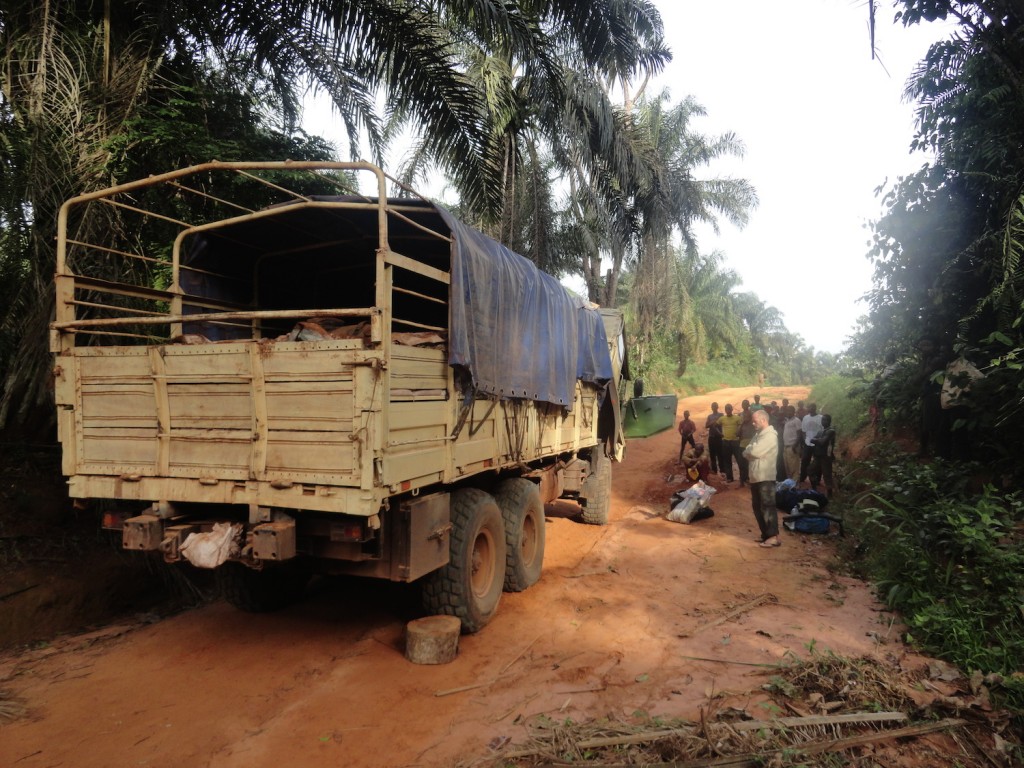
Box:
left=652, top=0, right=955, bottom=353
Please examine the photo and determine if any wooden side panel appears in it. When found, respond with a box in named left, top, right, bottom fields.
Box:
left=382, top=345, right=449, bottom=487
left=264, top=431, right=357, bottom=477
left=77, top=352, right=157, bottom=472
left=82, top=426, right=159, bottom=467
left=67, top=336, right=602, bottom=498
left=70, top=343, right=368, bottom=486
left=389, top=345, right=448, bottom=396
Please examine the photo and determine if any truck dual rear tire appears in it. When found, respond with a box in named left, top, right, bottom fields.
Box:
left=579, top=450, right=612, bottom=526
left=217, top=562, right=310, bottom=612
left=494, top=478, right=545, bottom=592
left=421, top=488, right=506, bottom=634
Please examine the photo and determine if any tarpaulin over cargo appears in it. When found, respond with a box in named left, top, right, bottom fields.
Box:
left=436, top=207, right=612, bottom=409
left=180, top=197, right=613, bottom=410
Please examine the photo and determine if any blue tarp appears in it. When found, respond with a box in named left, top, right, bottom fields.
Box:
left=437, top=208, right=612, bottom=409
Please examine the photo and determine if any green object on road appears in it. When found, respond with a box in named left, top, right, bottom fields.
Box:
left=622, top=394, right=678, bottom=438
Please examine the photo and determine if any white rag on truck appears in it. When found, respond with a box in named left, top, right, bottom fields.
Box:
left=180, top=522, right=242, bottom=568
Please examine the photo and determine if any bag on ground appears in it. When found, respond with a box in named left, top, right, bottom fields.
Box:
left=667, top=480, right=717, bottom=524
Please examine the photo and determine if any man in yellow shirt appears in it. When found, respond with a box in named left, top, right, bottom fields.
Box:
left=717, top=403, right=742, bottom=483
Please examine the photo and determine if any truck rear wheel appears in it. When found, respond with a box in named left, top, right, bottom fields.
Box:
left=579, top=450, right=612, bottom=525
left=217, top=562, right=310, bottom=612
left=494, top=478, right=545, bottom=592
left=421, top=488, right=506, bottom=634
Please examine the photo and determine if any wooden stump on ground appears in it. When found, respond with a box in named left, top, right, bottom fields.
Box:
left=405, top=615, right=461, bottom=664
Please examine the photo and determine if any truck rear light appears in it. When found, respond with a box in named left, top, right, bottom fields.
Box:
left=101, top=511, right=127, bottom=530
left=330, top=522, right=365, bottom=542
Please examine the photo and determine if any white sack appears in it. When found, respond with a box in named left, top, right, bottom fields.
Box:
left=180, top=522, right=241, bottom=569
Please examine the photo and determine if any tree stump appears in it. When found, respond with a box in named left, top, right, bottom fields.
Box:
left=405, top=615, right=461, bottom=664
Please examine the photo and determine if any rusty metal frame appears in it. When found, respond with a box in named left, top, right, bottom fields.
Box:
left=53, top=161, right=453, bottom=349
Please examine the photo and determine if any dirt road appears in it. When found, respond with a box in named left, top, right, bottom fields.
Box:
left=1, top=386, right=909, bottom=767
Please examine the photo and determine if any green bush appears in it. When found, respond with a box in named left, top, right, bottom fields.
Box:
left=848, top=448, right=1024, bottom=710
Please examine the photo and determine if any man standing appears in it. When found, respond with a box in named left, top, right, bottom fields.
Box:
left=744, top=409, right=780, bottom=547
left=799, top=402, right=823, bottom=486
left=737, top=400, right=754, bottom=487
left=717, top=403, right=741, bottom=483
left=677, top=410, right=696, bottom=462
left=782, top=405, right=802, bottom=480
left=810, top=414, right=837, bottom=497
left=704, top=402, right=723, bottom=475
left=771, top=402, right=787, bottom=480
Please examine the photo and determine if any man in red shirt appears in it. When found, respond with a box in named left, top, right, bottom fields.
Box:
left=677, top=410, right=696, bottom=462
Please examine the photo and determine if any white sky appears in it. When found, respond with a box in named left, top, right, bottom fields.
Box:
left=302, top=1, right=956, bottom=355
left=651, top=0, right=955, bottom=353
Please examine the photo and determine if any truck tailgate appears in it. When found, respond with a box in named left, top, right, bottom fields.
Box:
left=65, top=342, right=369, bottom=486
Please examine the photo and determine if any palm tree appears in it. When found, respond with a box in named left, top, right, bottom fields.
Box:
left=627, top=90, right=758, bottom=371
left=669, top=249, right=744, bottom=374
left=391, top=1, right=669, bottom=278
left=733, top=292, right=791, bottom=363
left=0, top=0, right=668, bottom=428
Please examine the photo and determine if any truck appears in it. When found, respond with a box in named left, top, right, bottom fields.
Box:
left=51, top=161, right=627, bottom=632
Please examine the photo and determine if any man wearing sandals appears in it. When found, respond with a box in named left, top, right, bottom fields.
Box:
left=744, top=409, right=781, bottom=548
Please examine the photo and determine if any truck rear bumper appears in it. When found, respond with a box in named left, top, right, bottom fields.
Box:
left=70, top=474, right=382, bottom=516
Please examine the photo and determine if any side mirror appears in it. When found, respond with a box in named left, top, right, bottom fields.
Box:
left=633, top=378, right=644, bottom=399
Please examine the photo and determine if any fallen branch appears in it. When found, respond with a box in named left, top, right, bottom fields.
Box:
left=498, top=712, right=922, bottom=762
left=552, top=685, right=606, bottom=695
left=677, top=655, right=783, bottom=668
left=568, top=713, right=905, bottom=750
left=577, top=726, right=694, bottom=749
left=436, top=635, right=540, bottom=696
left=434, top=680, right=492, bottom=697
left=791, top=717, right=967, bottom=757
left=499, top=634, right=541, bottom=675
left=492, top=692, right=540, bottom=723
left=677, top=594, right=777, bottom=638
left=729, top=711, right=908, bottom=732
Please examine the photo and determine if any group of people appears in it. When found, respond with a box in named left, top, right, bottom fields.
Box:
left=677, top=395, right=837, bottom=549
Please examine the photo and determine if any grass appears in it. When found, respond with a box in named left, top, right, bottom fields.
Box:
left=640, top=358, right=772, bottom=398
left=809, top=374, right=870, bottom=435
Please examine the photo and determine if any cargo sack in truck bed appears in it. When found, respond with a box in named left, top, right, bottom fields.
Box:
left=181, top=197, right=616, bottom=413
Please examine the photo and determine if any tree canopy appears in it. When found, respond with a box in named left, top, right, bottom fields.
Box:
left=851, top=0, right=1024, bottom=470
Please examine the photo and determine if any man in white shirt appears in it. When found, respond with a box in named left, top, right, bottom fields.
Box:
left=744, top=409, right=781, bottom=547
left=799, top=402, right=823, bottom=485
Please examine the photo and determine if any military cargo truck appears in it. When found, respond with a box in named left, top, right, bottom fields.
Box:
left=51, top=161, right=626, bottom=632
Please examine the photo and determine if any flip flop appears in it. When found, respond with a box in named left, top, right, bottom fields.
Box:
left=758, top=539, right=782, bottom=548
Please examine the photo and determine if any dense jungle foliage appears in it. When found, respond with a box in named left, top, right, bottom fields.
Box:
left=799, top=2, right=1024, bottom=719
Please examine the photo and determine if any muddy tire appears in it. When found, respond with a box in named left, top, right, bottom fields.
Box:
left=421, top=488, right=506, bottom=634
left=494, top=478, right=545, bottom=592
left=217, top=562, right=309, bottom=613
left=579, top=449, right=612, bottom=525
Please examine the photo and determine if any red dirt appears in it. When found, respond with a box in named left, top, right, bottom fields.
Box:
left=0, top=386, right=940, bottom=767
